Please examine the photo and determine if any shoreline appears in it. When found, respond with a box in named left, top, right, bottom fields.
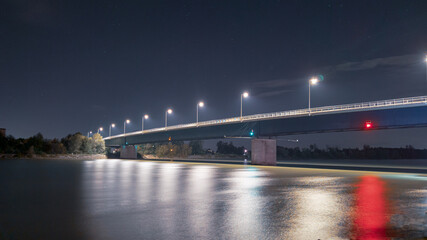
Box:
left=0, top=154, right=107, bottom=160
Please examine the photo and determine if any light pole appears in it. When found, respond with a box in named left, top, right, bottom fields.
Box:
left=309, top=77, right=319, bottom=115
left=240, top=91, right=249, bottom=121
left=109, top=123, right=115, bottom=137
left=165, top=109, right=173, bottom=128
left=425, top=55, right=427, bottom=89
left=142, top=114, right=149, bottom=131
left=87, top=131, right=92, bottom=138
left=196, top=101, right=204, bottom=125
left=124, top=119, right=130, bottom=135
left=97, top=127, right=103, bottom=134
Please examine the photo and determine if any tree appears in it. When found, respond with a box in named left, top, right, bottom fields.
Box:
left=189, top=140, right=204, bottom=155
left=155, top=142, right=192, bottom=158
left=80, top=137, right=93, bottom=154
left=61, top=133, right=85, bottom=154
left=92, top=133, right=105, bottom=154
left=216, top=141, right=244, bottom=155
left=49, top=139, right=67, bottom=154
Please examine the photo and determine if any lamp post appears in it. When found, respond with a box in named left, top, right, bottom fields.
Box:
left=196, top=101, right=204, bottom=125
left=425, top=55, right=427, bottom=89
left=309, top=77, right=319, bottom=115
left=87, top=131, right=92, bottom=138
left=241, top=91, right=249, bottom=121
left=109, top=123, right=115, bottom=137
left=165, top=109, right=172, bottom=128
left=142, top=114, right=149, bottom=131
left=124, top=119, right=130, bottom=135
left=97, top=127, right=103, bottom=134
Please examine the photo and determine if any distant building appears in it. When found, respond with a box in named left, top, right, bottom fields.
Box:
left=0, top=128, right=5, bottom=137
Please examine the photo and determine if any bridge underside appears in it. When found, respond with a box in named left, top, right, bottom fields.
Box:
left=105, top=105, right=427, bottom=147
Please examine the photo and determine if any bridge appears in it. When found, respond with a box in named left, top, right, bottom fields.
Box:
left=104, top=96, right=427, bottom=165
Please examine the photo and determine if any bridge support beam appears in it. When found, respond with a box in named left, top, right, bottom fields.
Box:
left=120, top=145, right=137, bottom=159
left=251, top=138, right=276, bottom=166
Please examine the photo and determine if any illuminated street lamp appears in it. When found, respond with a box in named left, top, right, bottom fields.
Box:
left=196, top=101, right=204, bottom=125
left=309, top=77, right=319, bottom=115
left=97, top=127, right=103, bottom=134
left=240, top=91, right=249, bottom=121
left=124, top=119, right=130, bottom=135
left=165, top=109, right=173, bottom=128
left=109, top=123, right=115, bottom=137
left=142, top=114, right=149, bottom=131
left=87, top=131, right=92, bottom=138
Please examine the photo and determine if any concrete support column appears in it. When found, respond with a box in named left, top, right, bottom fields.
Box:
left=120, top=145, right=137, bottom=159
left=251, top=138, right=276, bottom=166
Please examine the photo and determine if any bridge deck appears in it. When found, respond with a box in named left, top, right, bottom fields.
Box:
left=105, top=95, right=427, bottom=141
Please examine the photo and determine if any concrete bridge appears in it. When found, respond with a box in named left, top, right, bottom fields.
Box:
left=104, top=96, right=427, bottom=165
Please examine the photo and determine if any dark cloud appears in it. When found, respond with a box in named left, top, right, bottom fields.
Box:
left=256, top=89, right=295, bottom=98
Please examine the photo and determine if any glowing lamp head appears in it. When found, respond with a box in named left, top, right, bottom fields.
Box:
left=144, top=114, right=149, bottom=119
left=126, top=119, right=130, bottom=124
left=242, top=92, right=249, bottom=98
left=365, top=121, right=372, bottom=129
left=111, top=123, right=115, bottom=128
left=89, top=131, right=92, bottom=134
left=198, top=101, right=204, bottom=107
left=167, top=109, right=173, bottom=114
left=310, top=77, right=319, bottom=85
left=99, top=127, right=103, bottom=131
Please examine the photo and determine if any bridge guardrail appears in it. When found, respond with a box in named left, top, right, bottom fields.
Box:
left=105, top=95, right=427, bottom=140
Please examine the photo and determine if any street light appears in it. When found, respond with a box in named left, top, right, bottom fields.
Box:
left=425, top=55, right=427, bottom=88
left=165, top=109, right=173, bottom=128
left=241, top=91, right=249, bottom=121
left=142, top=114, right=149, bottom=131
left=124, top=119, right=130, bottom=135
left=109, top=123, right=115, bottom=137
left=98, top=127, right=103, bottom=133
left=309, top=77, right=319, bottom=115
left=196, top=101, right=204, bottom=125
left=87, top=131, right=92, bottom=138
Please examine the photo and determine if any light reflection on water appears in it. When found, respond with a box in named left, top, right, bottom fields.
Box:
left=226, top=168, right=269, bottom=239
left=186, top=165, right=216, bottom=238
left=79, top=160, right=427, bottom=239
left=285, top=177, right=350, bottom=240
left=352, top=175, right=388, bottom=240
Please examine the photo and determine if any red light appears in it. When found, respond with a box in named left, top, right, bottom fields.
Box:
left=365, top=121, right=372, bottom=129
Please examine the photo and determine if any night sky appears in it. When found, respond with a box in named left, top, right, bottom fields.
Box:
left=1, top=0, right=426, bottom=148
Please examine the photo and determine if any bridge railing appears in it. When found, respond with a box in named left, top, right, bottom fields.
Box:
left=104, top=95, right=427, bottom=140
left=241, top=95, right=427, bottom=121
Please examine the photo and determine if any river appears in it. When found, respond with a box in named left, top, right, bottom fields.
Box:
left=0, top=159, right=426, bottom=239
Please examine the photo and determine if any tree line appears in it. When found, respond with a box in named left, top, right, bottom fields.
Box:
left=0, top=132, right=105, bottom=157
left=130, top=140, right=245, bottom=159
left=3, top=132, right=425, bottom=159
left=277, top=144, right=427, bottom=159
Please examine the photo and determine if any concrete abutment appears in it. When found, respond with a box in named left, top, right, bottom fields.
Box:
left=251, top=138, right=277, bottom=166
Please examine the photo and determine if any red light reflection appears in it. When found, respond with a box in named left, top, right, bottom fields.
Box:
left=353, top=175, right=388, bottom=240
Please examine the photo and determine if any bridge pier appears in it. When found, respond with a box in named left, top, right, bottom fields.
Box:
left=251, top=138, right=277, bottom=166
left=120, top=145, right=137, bottom=159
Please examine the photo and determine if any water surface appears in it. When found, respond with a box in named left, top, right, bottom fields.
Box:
left=0, top=159, right=426, bottom=239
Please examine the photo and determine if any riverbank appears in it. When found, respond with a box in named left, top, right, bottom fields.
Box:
left=0, top=153, right=107, bottom=160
